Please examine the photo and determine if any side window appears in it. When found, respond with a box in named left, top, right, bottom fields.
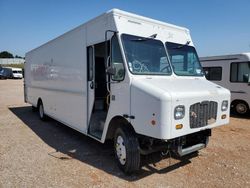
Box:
left=87, top=46, right=94, bottom=81
left=111, top=35, right=125, bottom=81
left=230, top=62, right=250, bottom=82
left=203, top=67, right=222, bottom=81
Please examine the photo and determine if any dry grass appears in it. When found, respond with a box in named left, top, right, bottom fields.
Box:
left=1, top=63, right=24, bottom=69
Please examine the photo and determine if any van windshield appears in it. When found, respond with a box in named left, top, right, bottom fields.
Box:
left=166, top=42, right=204, bottom=76
left=121, top=34, right=172, bottom=75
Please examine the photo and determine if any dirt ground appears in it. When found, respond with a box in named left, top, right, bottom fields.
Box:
left=0, top=79, right=250, bottom=188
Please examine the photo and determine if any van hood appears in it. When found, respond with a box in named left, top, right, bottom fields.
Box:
left=130, top=76, right=231, bottom=140
left=131, top=77, right=229, bottom=100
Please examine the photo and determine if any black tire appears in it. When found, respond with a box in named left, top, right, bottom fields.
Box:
left=114, top=126, right=140, bottom=174
left=38, top=101, right=47, bottom=121
left=234, top=101, right=249, bottom=115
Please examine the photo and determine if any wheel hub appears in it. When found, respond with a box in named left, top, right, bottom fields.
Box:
left=116, top=135, right=126, bottom=165
left=236, top=103, right=247, bottom=114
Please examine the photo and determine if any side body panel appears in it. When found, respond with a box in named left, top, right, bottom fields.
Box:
left=25, top=13, right=118, bottom=137
left=25, top=26, right=88, bottom=133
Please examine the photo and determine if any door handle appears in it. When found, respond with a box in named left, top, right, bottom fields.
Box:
left=90, top=81, right=94, bottom=89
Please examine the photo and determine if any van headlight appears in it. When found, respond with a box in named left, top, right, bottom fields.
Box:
left=174, top=105, right=185, bottom=120
left=221, top=100, right=228, bottom=111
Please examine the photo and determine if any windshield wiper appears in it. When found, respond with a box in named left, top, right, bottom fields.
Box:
left=172, top=41, right=191, bottom=49
left=130, top=38, right=149, bottom=42
left=130, top=33, right=157, bottom=42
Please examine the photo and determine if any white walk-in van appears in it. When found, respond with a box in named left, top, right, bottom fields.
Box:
left=200, top=53, right=250, bottom=115
left=25, top=9, right=230, bottom=173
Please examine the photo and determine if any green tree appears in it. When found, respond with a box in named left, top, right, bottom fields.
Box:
left=0, top=51, right=14, bottom=58
left=15, top=55, right=24, bottom=59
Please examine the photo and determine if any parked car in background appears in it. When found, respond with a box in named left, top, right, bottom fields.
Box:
left=11, top=68, right=23, bottom=79
left=1, top=67, right=13, bottom=79
left=2, top=67, right=23, bottom=79
left=0, top=65, right=7, bottom=79
left=200, top=53, right=250, bottom=115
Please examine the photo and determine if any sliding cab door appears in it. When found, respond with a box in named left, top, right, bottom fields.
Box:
left=87, top=46, right=95, bottom=126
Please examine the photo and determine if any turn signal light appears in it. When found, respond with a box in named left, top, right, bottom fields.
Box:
left=221, top=114, right=227, bottom=119
left=176, top=124, right=183, bottom=130
left=151, top=120, right=156, bottom=126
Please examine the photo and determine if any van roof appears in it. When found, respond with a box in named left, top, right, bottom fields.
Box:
left=107, top=9, right=189, bottom=32
left=200, top=52, right=250, bottom=62
left=26, top=9, right=189, bottom=55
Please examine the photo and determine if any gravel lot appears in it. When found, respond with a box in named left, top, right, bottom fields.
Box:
left=0, top=79, right=250, bottom=188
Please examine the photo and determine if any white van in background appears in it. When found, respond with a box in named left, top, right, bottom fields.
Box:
left=25, top=9, right=230, bottom=173
left=11, top=68, right=23, bottom=79
left=200, top=53, right=250, bottom=115
left=4, top=67, right=23, bottom=79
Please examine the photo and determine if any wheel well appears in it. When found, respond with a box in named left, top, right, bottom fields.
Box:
left=37, top=98, right=42, bottom=107
left=105, top=116, right=135, bottom=140
left=231, top=99, right=249, bottom=109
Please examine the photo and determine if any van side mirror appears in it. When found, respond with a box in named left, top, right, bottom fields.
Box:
left=106, top=66, right=116, bottom=75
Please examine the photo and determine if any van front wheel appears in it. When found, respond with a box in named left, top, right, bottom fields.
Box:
left=114, top=126, right=140, bottom=174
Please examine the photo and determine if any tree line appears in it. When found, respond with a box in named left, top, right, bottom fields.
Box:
left=0, top=51, right=24, bottom=59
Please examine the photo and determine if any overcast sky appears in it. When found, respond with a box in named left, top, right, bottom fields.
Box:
left=0, top=0, right=250, bottom=57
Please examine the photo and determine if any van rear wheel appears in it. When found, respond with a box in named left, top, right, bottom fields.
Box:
left=38, top=101, right=47, bottom=121
left=114, top=126, right=140, bottom=174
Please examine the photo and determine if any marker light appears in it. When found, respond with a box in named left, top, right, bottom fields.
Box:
left=176, top=124, right=183, bottom=129
left=221, top=114, right=227, bottom=119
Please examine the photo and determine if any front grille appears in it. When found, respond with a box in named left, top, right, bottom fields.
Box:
left=189, top=101, right=217, bottom=128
